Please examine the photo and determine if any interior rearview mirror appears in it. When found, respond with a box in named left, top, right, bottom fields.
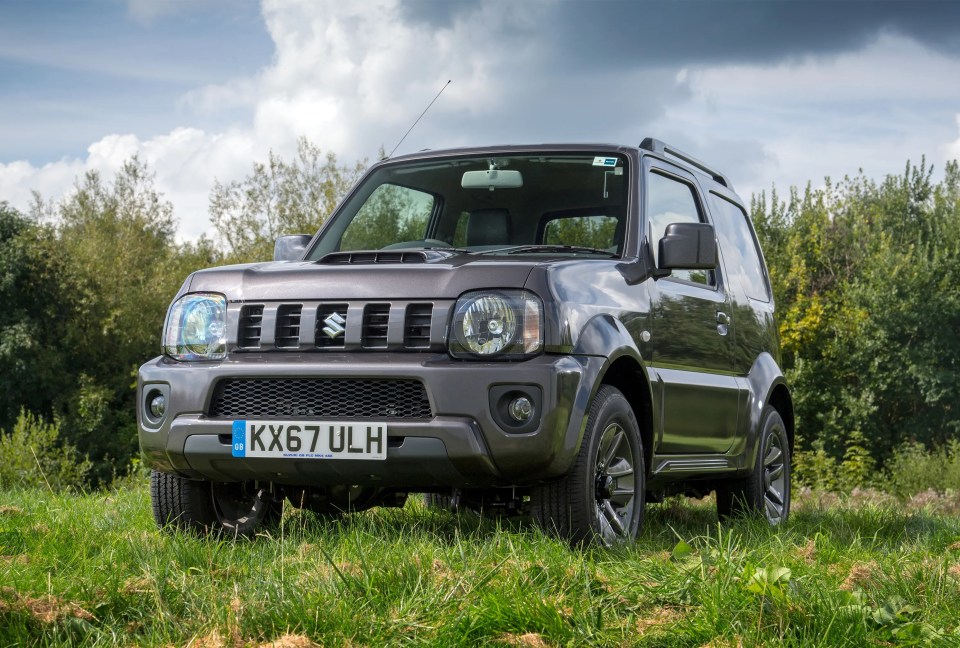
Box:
left=659, top=222, right=717, bottom=270
left=462, top=169, right=523, bottom=190
left=274, top=234, right=312, bottom=261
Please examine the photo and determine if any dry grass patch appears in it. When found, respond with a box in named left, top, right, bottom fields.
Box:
left=947, top=564, right=960, bottom=581
left=499, top=632, right=551, bottom=647
left=841, top=561, right=880, bottom=591
left=0, top=587, right=94, bottom=624
left=257, top=635, right=318, bottom=648
left=795, top=539, right=817, bottom=564
left=636, top=606, right=685, bottom=635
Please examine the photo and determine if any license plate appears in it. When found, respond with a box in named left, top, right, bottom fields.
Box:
left=231, top=420, right=387, bottom=460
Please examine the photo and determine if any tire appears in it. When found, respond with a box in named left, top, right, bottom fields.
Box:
left=423, top=492, right=454, bottom=512
left=716, top=407, right=790, bottom=524
left=150, top=470, right=280, bottom=537
left=529, top=385, right=645, bottom=546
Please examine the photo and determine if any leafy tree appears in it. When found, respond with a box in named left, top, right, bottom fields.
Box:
left=40, top=158, right=187, bottom=483
left=0, top=202, right=76, bottom=433
left=209, top=137, right=366, bottom=262
left=753, top=159, right=960, bottom=471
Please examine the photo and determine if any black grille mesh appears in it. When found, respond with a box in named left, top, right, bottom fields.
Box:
left=209, top=378, right=432, bottom=419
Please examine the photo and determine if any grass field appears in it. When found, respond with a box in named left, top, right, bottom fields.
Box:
left=1, top=485, right=959, bottom=647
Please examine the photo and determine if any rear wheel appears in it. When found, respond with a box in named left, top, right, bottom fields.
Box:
left=151, top=470, right=280, bottom=537
left=530, top=385, right=645, bottom=546
left=423, top=492, right=454, bottom=512
left=716, top=407, right=791, bottom=524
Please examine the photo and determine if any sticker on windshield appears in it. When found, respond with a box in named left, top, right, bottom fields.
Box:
left=593, top=157, right=619, bottom=167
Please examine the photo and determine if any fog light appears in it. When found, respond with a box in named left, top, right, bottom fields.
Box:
left=508, top=396, right=533, bottom=422
left=149, top=394, right=166, bottom=419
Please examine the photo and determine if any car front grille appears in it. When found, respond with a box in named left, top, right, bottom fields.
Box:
left=209, top=378, right=433, bottom=419
left=230, top=300, right=448, bottom=353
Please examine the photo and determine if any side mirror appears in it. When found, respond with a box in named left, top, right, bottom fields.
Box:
left=658, top=222, right=717, bottom=270
left=273, top=234, right=312, bottom=261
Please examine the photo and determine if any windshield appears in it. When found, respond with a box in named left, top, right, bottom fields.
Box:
left=307, top=152, right=629, bottom=259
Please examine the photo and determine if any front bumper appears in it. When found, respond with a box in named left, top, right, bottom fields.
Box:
left=137, top=352, right=604, bottom=488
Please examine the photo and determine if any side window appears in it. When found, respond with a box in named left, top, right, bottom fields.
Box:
left=709, top=195, right=771, bottom=302
left=340, top=184, right=434, bottom=251
left=646, top=172, right=713, bottom=286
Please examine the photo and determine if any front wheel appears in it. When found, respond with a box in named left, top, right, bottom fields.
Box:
left=151, top=470, right=280, bottom=537
left=716, top=407, right=791, bottom=524
left=530, top=385, right=645, bottom=546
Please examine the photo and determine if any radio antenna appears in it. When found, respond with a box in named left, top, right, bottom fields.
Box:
left=386, top=79, right=451, bottom=159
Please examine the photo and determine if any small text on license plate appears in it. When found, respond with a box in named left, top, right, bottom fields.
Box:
left=231, top=420, right=387, bottom=460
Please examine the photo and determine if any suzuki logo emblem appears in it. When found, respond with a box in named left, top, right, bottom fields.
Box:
left=322, top=312, right=346, bottom=339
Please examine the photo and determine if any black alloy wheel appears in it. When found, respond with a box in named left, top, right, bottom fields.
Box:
left=531, top=385, right=646, bottom=546
left=716, top=406, right=791, bottom=524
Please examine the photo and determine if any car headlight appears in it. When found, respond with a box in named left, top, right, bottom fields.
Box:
left=449, top=290, right=543, bottom=359
left=163, top=293, right=227, bottom=361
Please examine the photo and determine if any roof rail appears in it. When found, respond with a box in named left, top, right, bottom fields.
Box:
left=639, top=137, right=731, bottom=189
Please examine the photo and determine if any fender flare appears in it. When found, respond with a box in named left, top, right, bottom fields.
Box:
left=568, top=313, right=656, bottom=460
left=742, top=352, right=794, bottom=469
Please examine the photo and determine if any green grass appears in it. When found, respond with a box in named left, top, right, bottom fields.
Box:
left=2, top=486, right=960, bottom=647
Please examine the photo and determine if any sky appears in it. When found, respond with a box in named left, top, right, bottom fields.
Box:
left=2, top=0, right=960, bottom=241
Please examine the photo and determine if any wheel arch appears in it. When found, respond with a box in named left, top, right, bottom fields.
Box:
left=571, top=313, right=654, bottom=474
left=767, top=382, right=794, bottom=452
left=599, top=356, right=654, bottom=478
left=744, top=352, right=794, bottom=467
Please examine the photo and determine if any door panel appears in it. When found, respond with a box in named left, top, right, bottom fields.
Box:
left=652, top=281, right=740, bottom=454
left=644, top=164, right=740, bottom=454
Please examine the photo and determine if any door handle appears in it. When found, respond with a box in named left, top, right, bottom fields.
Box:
left=716, top=311, right=729, bottom=336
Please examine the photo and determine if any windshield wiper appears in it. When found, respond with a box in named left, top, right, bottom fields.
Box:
left=423, top=246, right=472, bottom=253
left=482, top=244, right=619, bottom=258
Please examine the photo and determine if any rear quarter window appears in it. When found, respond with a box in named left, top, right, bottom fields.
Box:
left=708, top=194, right=771, bottom=302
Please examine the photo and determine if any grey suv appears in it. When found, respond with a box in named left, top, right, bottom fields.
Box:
left=139, top=139, right=793, bottom=544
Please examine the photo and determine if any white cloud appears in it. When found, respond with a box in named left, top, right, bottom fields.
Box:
left=650, top=33, right=960, bottom=199
left=1, top=0, right=571, bottom=240
left=945, top=115, right=960, bottom=163
left=3, top=2, right=960, bottom=243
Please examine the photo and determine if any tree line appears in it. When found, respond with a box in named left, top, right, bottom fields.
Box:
left=1, top=139, right=958, bottom=489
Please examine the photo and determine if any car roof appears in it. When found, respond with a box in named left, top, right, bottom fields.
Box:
left=381, top=140, right=733, bottom=192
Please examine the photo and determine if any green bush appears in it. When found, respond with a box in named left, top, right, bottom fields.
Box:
left=0, top=409, right=91, bottom=490
left=885, top=440, right=960, bottom=497
left=793, top=432, right=877, bottom=493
